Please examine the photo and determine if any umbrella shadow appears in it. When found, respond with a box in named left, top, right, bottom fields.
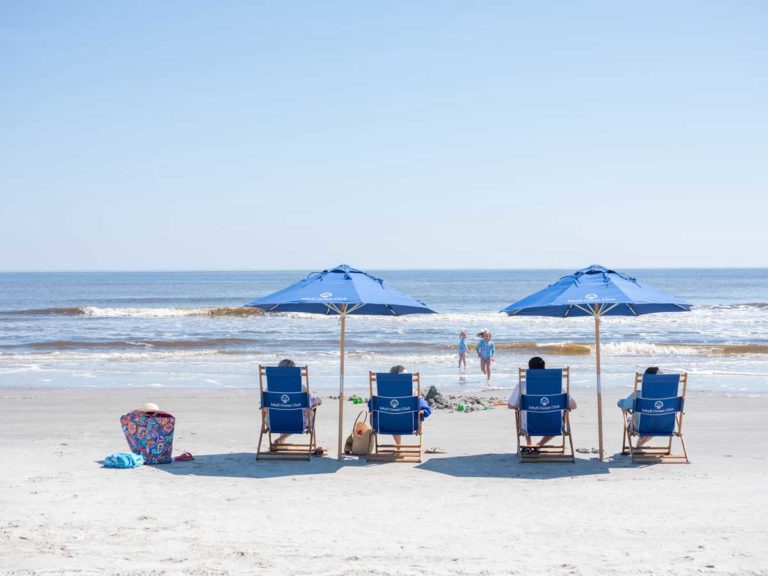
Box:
left=149, top=452, right=357, bottom=479
left=416, top=452, right=614, bottom=479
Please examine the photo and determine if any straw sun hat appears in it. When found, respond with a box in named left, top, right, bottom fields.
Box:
left=140, top=402, right=160, bottom=412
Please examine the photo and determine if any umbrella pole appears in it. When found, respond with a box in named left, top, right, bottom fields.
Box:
left=594, top=306, right=605, bottom=461
left=337, top=305, right=347, bottom=461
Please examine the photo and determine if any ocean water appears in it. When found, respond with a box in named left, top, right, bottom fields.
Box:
left=1, top=269, right=768, bottom=394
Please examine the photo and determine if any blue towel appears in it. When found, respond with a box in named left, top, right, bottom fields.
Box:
left=103, top=452, right=145, bottom=468
left=419, top=398, right=432, bottom=418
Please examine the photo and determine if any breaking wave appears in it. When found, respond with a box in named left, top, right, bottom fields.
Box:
left=0, top=338, right=260, bottom=351
left=3, top=339, right=768, bottom=356
left=2, top=306, right=264, bottom=318
left=4, top=307, right=86, bottom=316
left=601, top=342, right=768, bottom=356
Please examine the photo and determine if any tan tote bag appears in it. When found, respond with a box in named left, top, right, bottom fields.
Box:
left=345, top=410, right=372, bottom=455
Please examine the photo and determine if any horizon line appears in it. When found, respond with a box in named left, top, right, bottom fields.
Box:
left=1, top=265, right=767, bottom=274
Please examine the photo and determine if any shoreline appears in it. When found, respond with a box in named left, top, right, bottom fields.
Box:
left=2, top=385, right=767, bottom=398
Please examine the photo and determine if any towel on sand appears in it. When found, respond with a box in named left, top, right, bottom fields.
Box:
left=103, top=452, right=145, bottom=468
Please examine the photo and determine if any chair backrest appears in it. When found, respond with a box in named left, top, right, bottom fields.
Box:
left=369, top=372, right=421, bottom=435
left=633, top=373, right=685, bottom=436
left=519, top=368, right=568, bottom=436
left=260, top=365, right=310, bottom=434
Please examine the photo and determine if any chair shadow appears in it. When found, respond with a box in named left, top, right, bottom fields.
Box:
left=416, top=452, right=626, bottom=479
left=149, top=452, right=360, bottom=479
left=124, top=452, right=638, bottom=480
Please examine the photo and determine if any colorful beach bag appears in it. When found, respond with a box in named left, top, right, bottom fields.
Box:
left=120, top=410, right=176, bottom=465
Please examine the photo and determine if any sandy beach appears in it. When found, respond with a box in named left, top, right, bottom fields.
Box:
left=1, top=386, right=766, bottom=575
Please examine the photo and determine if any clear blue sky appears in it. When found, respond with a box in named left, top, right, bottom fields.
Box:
left=1, top=1, right=766, bottom=270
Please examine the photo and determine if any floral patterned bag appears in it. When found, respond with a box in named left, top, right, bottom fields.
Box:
left=120, top=410, right=176, bottom=464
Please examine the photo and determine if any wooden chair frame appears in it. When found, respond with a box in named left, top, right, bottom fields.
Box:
left=621, top=371, right=689, bottom=464
left=514, top=367, right=575, bottom=463
left=367, top=371, right=423, bottom=463
left=256, top=365, right=317, bottom=461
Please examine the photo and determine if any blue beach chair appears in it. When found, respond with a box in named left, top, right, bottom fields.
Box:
left=515, top=368, right=575, bottom=462
left=257, top=365, right=317, bottom=461
left=368, top=372, right=424, bottom=462
left=621, top=372, right=689, bottom=463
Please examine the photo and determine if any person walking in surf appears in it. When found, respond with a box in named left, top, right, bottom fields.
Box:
left=458, top=330, right=468, bottom=369
left=477, top=330, right=495, bottom=383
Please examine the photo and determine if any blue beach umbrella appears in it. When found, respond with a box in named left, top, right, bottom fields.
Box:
left=246, top=264, right=436, bottom=459
left=501, top=265, right=691, bottom=460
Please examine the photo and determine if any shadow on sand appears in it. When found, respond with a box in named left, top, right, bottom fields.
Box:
left=415, top=452, right=629, bottom=479
left=146, top=452, right=636, bottom=480
left=150, top=452, right=366, bottom=479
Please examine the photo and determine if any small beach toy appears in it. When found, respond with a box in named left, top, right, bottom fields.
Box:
left=457, top=403, right=465, bottom=412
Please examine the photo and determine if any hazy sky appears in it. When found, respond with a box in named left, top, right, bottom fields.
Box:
left=1, top=2, right=766, bottom=271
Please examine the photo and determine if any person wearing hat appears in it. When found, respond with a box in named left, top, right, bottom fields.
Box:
left=476, top=330, right=495, bottom=383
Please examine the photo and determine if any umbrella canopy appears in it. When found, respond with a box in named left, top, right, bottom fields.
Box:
left=502, top=265, right=690, bottom=317
left=247, top=264, right=435, bottom=316
left=246, top=264, right=436, bottom=460
left=501, top=265, right=691, bottom=460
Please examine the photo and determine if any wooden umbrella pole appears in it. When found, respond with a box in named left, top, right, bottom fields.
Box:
left=594, top=305, right=605, bottom=461
left=337, top=305, right=347, bottom=461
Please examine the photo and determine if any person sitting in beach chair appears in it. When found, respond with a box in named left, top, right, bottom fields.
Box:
left=508, top=357, right=576, bottom=462
left=619, top=368, right=689, bottom=463
left=257, top=359, right=322, bottom=461
left=367, top=365, right=430, bottom=462
left=617, top=367, right=660, bottom=450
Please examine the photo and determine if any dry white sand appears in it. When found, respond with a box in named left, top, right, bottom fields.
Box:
left=1, top=387, right=766, bottom=575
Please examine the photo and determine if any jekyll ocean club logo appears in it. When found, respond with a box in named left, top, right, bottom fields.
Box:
left=527, top=395, right=562, bottom=411
left=567, top=293, right=615, bottom=304
left=382, top=397, right=409, bottom=414
left=640, top=399, right=676, bottom=415
left=269, top=393, right=302, bottom=409
left=300, top=292, right=345, bottom=302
